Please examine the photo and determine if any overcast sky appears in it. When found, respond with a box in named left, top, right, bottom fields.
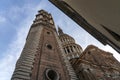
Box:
left=0, top=0, right=120, bottom=80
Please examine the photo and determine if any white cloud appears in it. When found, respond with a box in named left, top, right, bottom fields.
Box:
left=0, top=15, right=6, bottom=23
left=0, top=2, right=41, bottom=80
left=0, top=18, right=32, bottom=80
left=0, top=0, right=53, bottom=80
left=0, top=27, right=27, bottom=80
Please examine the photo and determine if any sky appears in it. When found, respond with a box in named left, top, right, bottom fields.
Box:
left=0, top=0, right=120, bottom=80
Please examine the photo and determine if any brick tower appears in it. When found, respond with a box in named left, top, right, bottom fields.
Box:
left=11, top=10, right=70, bottom=80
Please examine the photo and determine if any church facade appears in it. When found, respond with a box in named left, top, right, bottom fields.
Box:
left=70, top=45, right=120, bottom=80
left=11, top=10, right=120, bottom=80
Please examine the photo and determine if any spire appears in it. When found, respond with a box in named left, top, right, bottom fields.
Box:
left=58, top=26, right=64, bottom=35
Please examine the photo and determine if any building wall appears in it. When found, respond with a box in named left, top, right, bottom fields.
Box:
left=11, top=24, right=43, bottom=80
left=70, top=45, right=120, bottom=80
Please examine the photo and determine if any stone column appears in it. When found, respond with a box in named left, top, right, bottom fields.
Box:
left=78, top=47, right=82, bottom=53
left=76, top=46, right=79, bottom=52
left=68, top=46, right=72, bottom=53
left=72, top=46, right=76, bottom=52
left=65, top=47, right=68, bottom=54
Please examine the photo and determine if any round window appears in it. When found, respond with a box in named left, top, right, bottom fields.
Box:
left=47, top=32, right=50, bottom=34
left=45, top=69, right=59, bottom=80
left=46, top=44, right=52, bottom=50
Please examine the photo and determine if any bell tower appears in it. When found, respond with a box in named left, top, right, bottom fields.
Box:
left=11, top=10, right=70, bottom=80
